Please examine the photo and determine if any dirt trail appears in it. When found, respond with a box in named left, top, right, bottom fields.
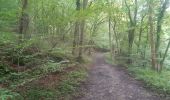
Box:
left=73, top=53, right=168, bottom=100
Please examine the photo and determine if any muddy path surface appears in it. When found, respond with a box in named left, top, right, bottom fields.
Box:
left=73, top=53, right=169, bottom=100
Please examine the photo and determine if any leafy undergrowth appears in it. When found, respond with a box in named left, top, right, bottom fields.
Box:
left=0, top=32, right=90, bottom=100
left=18, top=65, right=87, bottom=100
left=0, top=88, right=23, bottom=100
left=0, top=62, right=62, bottom=88
left=56, top=66, right=88, bottom=99
left=0, top=64, right=88, bottom=100
left=128, top=66, right=170, bottom=95
left=105, top=53, right=170, bottom=96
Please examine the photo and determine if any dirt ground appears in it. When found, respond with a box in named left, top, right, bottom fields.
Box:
left=73, top=53, right=169, bottom=100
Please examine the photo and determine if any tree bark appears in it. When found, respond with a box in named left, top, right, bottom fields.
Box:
left=156, top=0, right=170, bottom=53
left=125, top=0, right=138, bottom=63
left=155, top=0, right=170, bottom=70
left=78, top=20, right=85, bottom=59
left=160, top=39, right=170, bottom=71
left=111, top=19, right=119, bottom=55
left=109, top=16, right=113, bottom=60
left=137, top=15, right=146, bottom=53
left=148, top=0, right=157, bottom=70
left=19, top=0, right=29, bottom=37
left=72, top=0, right=81, bottom=55
left=78, top=0, right=88, bottom=60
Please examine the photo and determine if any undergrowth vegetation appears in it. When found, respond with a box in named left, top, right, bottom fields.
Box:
left=0, top=31, right=89, bottom=99
left=128, top=66, right=170, bottom=95
left=105, top=53, right=170, bottom=95
left=1, top=0, right=170, bottom=99
left=17, top=65, right=87, bottom=100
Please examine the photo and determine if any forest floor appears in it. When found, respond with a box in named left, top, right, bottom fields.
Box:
left=73, top=53, right=169, bottom=100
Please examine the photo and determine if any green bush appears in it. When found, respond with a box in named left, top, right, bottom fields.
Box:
left=0, top=63, right=11, bottom=76
left=0, top=88, right=23, bottom=100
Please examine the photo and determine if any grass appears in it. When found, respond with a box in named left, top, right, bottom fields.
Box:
left=0, top=32, right=17, bottom=43
left=128, top=66, right=170, bottom=94
left=105, top=53, right=170, bottom=95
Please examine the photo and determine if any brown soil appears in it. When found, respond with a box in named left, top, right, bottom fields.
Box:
left=73, top=53, right=169, bottom=100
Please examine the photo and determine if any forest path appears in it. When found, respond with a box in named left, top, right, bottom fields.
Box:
left=73, top=53, right=167, bottom=100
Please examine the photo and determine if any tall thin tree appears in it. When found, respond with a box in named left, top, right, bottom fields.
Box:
left=72, top=0, right=81, bottom=55
left=19, top=0, right=29, bottom=37
left=148, top=0, right=157, bottom=70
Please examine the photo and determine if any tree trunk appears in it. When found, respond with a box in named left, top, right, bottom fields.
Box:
left=125, top=0, right=138, bottom=63
left=156, top=0, right=170, bottom=53
left=78, top=20, right=85, bottom=59
left=128, top=28, right=135, bottom=63
left=137, top=15, right=145, bottom=53
left=111, top=19, right=119, bottom=55
left=160, top=39, right=170, bottom=71
left=155, top=0, right=170, bottom=69
left=72, top=0, right=81, bottom=55
left=148, top=0, right=157, bottom=70
left=109, top=17, right=113, bottom=60
left=78, top=0, right=88, bottom=60
left=19, top=0, right=29, bottom=38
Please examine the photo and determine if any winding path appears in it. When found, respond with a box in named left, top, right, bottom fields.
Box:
left=74, top=53, right=169, bottom=100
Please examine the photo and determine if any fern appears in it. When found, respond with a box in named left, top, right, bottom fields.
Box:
left=0, top=88, right=23, bottom=100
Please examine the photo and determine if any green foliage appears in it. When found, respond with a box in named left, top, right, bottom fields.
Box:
left=57, top=80, right=76, bottom=95
left=16, top=66, right=87, bottom=100
left=128, top=66, right=170, bottom=94
left=106, top=52, right=170, bottom=94
left=0, top=32, right=17, bottom=43
left=0, top=62, right=62, bottom=89
left=0, top=88, right=23, bottom=100
left=0, top=0, right=19, bottom=31
left=25, top=88, right=54, bottom=100
left=0, top=0, right=169, bottom=98
left=56, top=68, right=87, bottom=99
left=48, top=49, right=74, bottom=62
left=0, top=63, right=11, bottom=76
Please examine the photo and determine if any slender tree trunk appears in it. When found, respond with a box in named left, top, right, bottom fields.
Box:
left=19, top=0, right=29, bottom=39
left=160, top=39, right=170, bottom=70
left=156, top=0, right=170, bottom=53
left=155, top=0, right=170, bottom=70
left=125, top=0, right=138, bottom=63
left=148, top=0, right=157, bottom=70
left=72, top=0, right=81, bottom=55
left=111, top=20, right=119, bottom=55
left=72, top=22, right=80, bottom=55
left=109, top=16, right=113, bottom=60
left=78, top=0, right=88, bottom=60
left=128, top=28, right=135, bottom=63
left=137, top=15, right=145, bottom=53
left=78, top=20, right=85, bottom=59
left=143, top=28, right=149, bottom=67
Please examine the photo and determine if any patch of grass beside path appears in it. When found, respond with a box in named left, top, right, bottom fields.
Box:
left=128, top=66, right=170, bottom=95
left=104, top=53, right=170, bottom=96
